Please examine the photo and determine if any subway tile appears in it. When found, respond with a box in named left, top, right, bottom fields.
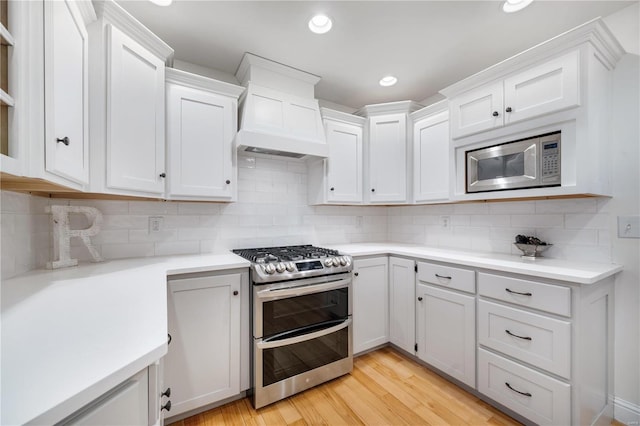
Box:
left=90, top=229, right=129, bottom=245
left=69, top=199, right=129, bottom=214
left=1, top=191, right=30, bottom=213
left=179, top=228, right=218, bottom=241
left=535, top=228, right=598, bottom=245
left=511, top=214, right=564, bottom=228
left=451, top=215, right=470, bottom=227
left=129, top=229, right=178, bottom=243
left=129, top=201, right=178, bottom=215
left=565, top=213, right=610, bottom=230
left=102, top=215, right=149, bottom=230
left=101, top=243, right=155, bottom=260
left=469, top=215, right=511, bottom=227
left=490, top=227, right=536, bottom=241
left=489, top=201, right=535, bottom=214
left=453, top=226, right=491, bottom=238
left=164, top=215, right=201, bottom=229
left=453, top=202, right=489, bottom=215
left=154, top=241, right=200, bottom=256
left=177, top=203, right=220, bottom=215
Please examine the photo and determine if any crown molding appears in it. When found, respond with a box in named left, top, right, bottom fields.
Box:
left=166, top=68, right=245, bottom=99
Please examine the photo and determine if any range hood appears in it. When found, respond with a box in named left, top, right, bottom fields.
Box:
left=235, top=53, right=328, bottom=159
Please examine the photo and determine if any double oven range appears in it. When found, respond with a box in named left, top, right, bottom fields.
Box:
left=233, top=245, right=353, bottom=409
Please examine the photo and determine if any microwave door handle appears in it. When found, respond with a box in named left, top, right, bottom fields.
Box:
left=257, top=318, right=352, bottom=349
left=256, top=278, right=351, bottom=301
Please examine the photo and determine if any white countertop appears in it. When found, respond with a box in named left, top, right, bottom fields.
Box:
left=1, top=253, right=250, bottom=425
left=329, top=243, right=622, bottom=284
left=1, top=245, right=621, bottom=424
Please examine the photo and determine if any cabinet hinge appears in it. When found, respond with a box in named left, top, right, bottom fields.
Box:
left=414, top=343, right=418, bottom=352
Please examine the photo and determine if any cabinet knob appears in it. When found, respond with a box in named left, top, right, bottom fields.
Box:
left=330, top=187, right=335, bottom=191
left=161, top=400, right=172, bottom=412
left=159, top=173, right=166, bottom=178
left=226, top=179, right=231, bottom=184
left=354, top=272, right=359, bottom=277
left=161, top=387, right=171, bottom=398
left=505, top=107, right=513, bottom=113
left=418, top=297, right=423, bottom=301
left=56, top=136, right=70, bottom=146
left=371, top=188, right=375, bottom=192
left=492, top=111, right=499, bottom=117
left=233, top=290, right=239, bottom=296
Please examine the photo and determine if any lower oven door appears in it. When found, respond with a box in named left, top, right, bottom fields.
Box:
left=253, top=317, right=353, bottom=409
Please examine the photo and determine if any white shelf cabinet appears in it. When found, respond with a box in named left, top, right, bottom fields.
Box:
left=88, top=0, right=173, bottom=197
left=308, top=108, right=364, bottom=205
left=164, top=270, right=249, bottom=420
left=411, top=102, right=450, bottom=203
left=165, top=69, right=244, bottom=201
left=388, top=257, right=415, bottom=354
left=449, top=51, right=580, bottom=139
left=44, top=0, right=90, bottom=186
left=352, top=256, right=389, bottom=354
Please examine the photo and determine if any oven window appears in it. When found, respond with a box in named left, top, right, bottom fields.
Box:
left=263, top=327, right=349, bottom=387
left=262, top=287, right=348, bottom=338
left=477, top=152, right=525, bottom=180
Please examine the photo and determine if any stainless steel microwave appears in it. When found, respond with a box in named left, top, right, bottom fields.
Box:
left=466, top=132, right=561, bottom=193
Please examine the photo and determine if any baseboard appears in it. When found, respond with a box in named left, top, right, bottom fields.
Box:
left=615, top=397, right=640, bottom=425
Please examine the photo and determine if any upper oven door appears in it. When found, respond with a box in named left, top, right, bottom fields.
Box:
left=253, top=275, right=351, bottom=339
left=467, top=138, right=539, bottom=193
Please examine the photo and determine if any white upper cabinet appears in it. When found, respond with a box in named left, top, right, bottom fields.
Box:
left=450, top=51, right=579, bottom=139
left=357, top=101, right=423, bottom=204
left=106, top=26, right=165, bottom=194
left=450, top=82, right=503, bottom=139
left=88, top=0, right=173, bottom=197
left=412, top=102, right=450, bottom=203
left=44, top=0, right=89, bottom=186
left=165, top=69, right=244, bottom=201
left=308, top=108, right=364, bottom=205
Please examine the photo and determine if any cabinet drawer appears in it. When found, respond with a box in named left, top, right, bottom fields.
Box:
left=478, top=300, right=571, bottom=379
left=417, top=262, right=475, bottom=294
left=478, top=348, right=570, bottom=426
left=478, top=273, right=570, bottom=317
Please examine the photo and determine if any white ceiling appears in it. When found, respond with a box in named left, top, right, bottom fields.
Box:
left=117, top=0, right=634, bottom=109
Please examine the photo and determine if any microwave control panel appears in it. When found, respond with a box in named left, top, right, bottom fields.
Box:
left=541, top=141, right=561, bottom=183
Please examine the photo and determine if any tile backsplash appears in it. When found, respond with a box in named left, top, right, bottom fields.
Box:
left=0, top=154, right=613, bottom=280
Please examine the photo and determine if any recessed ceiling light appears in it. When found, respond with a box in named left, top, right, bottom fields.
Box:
left=149, top=0, right=172, bottom=5
left=502, top=0, right=533, bottom=13
left=379, top=76, right=398, bottom=87
left=308, top=14, right=333, bottom=34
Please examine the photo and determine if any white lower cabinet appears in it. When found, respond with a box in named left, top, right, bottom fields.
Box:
left=352, top=257, right=388, bottom=354
left=388, top=257, right=415, bottom=354
left=478, top=348, right=571, bottom=425
left=416, top=283, right=476, bottom=388
left=61, top=368, right=150, bottom=426
left=164, top=272, right=245, bottom=419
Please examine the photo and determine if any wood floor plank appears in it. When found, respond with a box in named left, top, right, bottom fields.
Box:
left=170, top=347, right=523, bottom=426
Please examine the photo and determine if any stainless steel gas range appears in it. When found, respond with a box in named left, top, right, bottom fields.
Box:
left=232, top=245, right=353, bottom=409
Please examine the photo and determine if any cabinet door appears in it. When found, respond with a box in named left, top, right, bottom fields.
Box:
left=353, top=257, right=388, bottom=354
left=165, top=273, right=241, bottom=417
left=450, top=81, right=503, bottom=139
left=368, top=114, right=407, bottom=203
left=389, top=257, right=415, bottom=354
left=416, top=283, right=475, bottom=387
left=413, top=111, right=450, bottom=202
left=44, top=0, right=89, bottom=185
left=503, top=50, right=579, bottom=125
left=325, top=120, right=363, bottom=203
left=63, top=369, right=149, bottom=426
left=167, top=84, right=235, bottom=199
left=107, top=25, right=165, bottom=195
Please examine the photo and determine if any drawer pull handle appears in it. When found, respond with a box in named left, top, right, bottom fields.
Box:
left=505, top=329, right=532, bottom=341
left=435, top=274, right=452, bottom=280
left=505, top=288, right=532, bottom=296
left=505, top=382, right=532, bottom=397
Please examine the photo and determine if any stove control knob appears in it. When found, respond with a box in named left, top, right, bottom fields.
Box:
left=333, top=257, right=341, bottom=266
left=276, top=263, right=286, bottom=273
left=286, top=262, right=295, bottom=272
left=324, top=258, right=334, bottom=267
left=343, top=256, right=351, bottom=267
left=339, top=257, right=347, bottom=266
left=263, top=264, right=276, bottom=275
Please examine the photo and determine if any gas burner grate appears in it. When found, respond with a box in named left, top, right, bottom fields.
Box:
left=233, top=245, right=341, bottom=263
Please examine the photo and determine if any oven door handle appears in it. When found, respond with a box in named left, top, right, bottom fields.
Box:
left=256, top=318, right=352, bottom=349
left=255, top=278, right=351, bottom=301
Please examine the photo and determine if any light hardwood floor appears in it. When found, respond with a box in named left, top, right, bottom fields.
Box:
left=171, top=347, right=522, bottom=426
